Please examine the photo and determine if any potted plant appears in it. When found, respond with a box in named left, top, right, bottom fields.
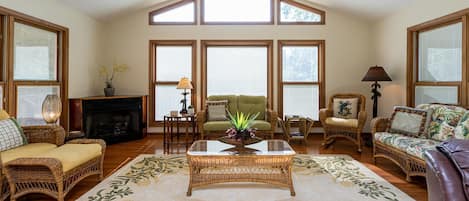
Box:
left=99, top=62, right=128, bottom=96
left=218, top=111, right=262, bottom=148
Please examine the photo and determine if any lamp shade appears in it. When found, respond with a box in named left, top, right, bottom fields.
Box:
left=362, top=66, right=392, bottom=82
left=42, top=94, right=62, bottom=124
left=176, top=77, right=193, bottom=89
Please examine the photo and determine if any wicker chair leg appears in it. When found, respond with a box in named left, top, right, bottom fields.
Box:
left=406, top=174, right=412, bottom=182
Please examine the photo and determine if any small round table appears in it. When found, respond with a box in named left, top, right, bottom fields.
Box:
left=163, top=115, right=197, bottom=154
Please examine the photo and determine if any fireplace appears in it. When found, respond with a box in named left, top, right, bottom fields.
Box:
left=70, top=96, right=147, bottom=144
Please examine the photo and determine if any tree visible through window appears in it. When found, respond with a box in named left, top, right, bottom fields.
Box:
left=279, top=0, right=325, bottom=24
left=279, top=40, right=325, bottom=120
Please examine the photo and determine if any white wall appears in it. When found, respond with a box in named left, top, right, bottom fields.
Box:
left=374, top=0, right=469, bottom=117
left=101, top=1, right=377, bottom=130
left=0, top=0, right=104, bottom=98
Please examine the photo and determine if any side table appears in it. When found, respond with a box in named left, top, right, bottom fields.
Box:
left=278, top=116, right=314, bottom=144
left=163, top=115, right=197, bottom=154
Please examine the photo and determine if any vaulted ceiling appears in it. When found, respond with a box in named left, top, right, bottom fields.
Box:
left=61, top=0, right=414, bottom=22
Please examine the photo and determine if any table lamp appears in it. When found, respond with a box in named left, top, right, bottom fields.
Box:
left=361, top=66, right=392, bottom=118
left=42, top=94, right=62, bottom=124
left=176, top=77, right=193, bottom=114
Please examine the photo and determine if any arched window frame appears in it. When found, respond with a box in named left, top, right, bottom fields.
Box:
left=277, top=0, right=325, bottom=25
left=149, top=0, right=197, bottom=25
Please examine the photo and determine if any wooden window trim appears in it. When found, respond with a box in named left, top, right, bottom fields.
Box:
left=407, top=8, right=469, bottom=107
left=200, top=0, right=274, bottom=25
left=149, top=0, right=197, bottom=25
left=277, top=0, right=325, bottom=25
left=201, top=40, right=273, bottom=108
left=277, top=40, right=325, bottom=124
left=149, top=40, right=197, bottom=127
left=0, top=6, right=69, bottom=130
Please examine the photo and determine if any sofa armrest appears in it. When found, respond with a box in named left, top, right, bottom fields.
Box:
left=357, top=111, right=368, bottom=129
left=5, top=157, right=64, bottom=182
left=22, top=125, right=66, bottom=146
left=371, top=117, right=390, bottom=134
left=266, top=109, right=278, bottom=131
left=319, top=108, right=332, bottom=125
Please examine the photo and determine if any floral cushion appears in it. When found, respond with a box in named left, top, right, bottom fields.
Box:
left=416, top=104, right=466, bottom=141
left=374, top=132, right=439, bottom=159
left=454, top=111, right=469, bottom=139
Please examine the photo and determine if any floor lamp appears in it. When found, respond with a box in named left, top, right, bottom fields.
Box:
left=361, top=66, right=392, bottom=118
left=176, top=77, right=193, bottom=114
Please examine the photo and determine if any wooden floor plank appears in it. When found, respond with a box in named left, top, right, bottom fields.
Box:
left=20, top=134, right=427, bottom=201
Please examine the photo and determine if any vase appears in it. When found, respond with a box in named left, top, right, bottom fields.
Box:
left=104, top=87, right=115, bottom=97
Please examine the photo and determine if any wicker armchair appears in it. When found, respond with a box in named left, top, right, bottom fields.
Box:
left=2, top=125, right=106, bottom=201
left=319, top=94, right=367, bottom=152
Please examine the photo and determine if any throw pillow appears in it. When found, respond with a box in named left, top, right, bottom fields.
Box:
left=333, top=98, right=358, bottom=119
left=0, top=118, right=27, bottom=152
left=207, top=100, right=228, bottom=121
left=454, top=111, right=469, bottom=139
left=424, top=104, right=466, bottom=141
left=388, top=106, right=432, bottom=137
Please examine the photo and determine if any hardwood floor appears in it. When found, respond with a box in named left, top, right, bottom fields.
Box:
left=21, top=134, right=427, bottom=201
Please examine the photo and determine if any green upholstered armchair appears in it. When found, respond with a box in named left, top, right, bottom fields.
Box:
left=197, top=95, right=277, bottom=139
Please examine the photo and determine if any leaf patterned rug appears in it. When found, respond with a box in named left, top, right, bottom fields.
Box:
left=79, top=154, right=415, bottom=201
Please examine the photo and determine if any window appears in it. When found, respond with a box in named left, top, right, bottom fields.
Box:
left=149, top=0, right=196, bottom=25
left=12, top=21, right=65, bottom=125
left=0, top=8, right=69, bottom=129
left=202, top=40, right=273, bottom=107
left=407, top=14, right=466, bottom=106
left=278, top=0, right=325, bottom=24
left=201, top=0, right=274, bottom=24
left=278, top=40, right=325, bottom=120
left=149, top=41, right=196, bottom=125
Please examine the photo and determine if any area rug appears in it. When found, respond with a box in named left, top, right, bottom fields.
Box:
left=79, top=154, right=414, bottom=201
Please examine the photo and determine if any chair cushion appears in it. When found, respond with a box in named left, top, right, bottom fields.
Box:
left=333, top=98, right=358, bottom=119
left=1, top=143, right=57, bottom=164
left=251, top=120, right=271, bottom=130
left=204, top=121, right=232, bottom=131
left=417, top=104, right=466, bottom=141
left=0, top=110, right=10, bottom=121
left=206, top=100, right=228, bottom=121
left=375, top=132, right=439, bottom=158
left=208, top=95, right=238, bottom=116
left=325, top=117, right=358, bottom=128
left=238, top=95, right=266, bottom=120
left=388, top=106, right=432, bottom=137
left=34, top=144, right=102, bottom=173
left=0, top=118, right=27, bottom=152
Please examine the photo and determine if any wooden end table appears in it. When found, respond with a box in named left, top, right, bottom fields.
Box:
left=186, top=140, right=296, bottom=196
left=163, top=115, right=196, bottom=154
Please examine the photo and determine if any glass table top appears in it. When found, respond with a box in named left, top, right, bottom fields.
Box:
left=187, top=140, right=296, bottom=156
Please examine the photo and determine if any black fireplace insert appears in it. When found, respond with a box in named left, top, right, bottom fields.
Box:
left=83, top=97, right=144, bottom=144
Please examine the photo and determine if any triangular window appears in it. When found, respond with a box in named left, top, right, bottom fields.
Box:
left=149, top=0, right=196, bottom=25
left=279, top=0, right=325, bottom=24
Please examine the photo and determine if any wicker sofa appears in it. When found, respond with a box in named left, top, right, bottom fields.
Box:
left=197, top=95, right=277, bottom=139
left=0, top=125, right=105, bottom=201
left=371, top=103, right=467, bottom=181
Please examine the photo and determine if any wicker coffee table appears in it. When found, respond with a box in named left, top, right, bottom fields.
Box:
left=186, top=140, right=296, bottom=196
